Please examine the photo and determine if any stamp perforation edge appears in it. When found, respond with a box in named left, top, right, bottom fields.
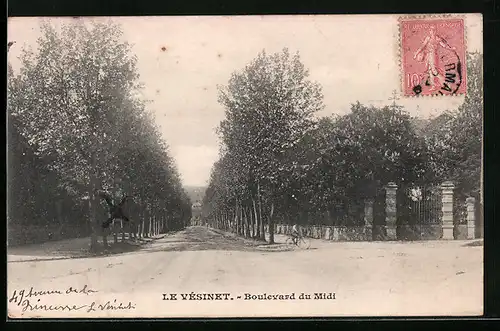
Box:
left=397, top=13, right=468, bottom=98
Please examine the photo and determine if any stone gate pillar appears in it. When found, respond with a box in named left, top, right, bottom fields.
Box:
left=466, top=197, right=476, bottom=240
left=441, top=181, right=455, bottom=240
left=364, top=199, right=374, bottom=241
left=385, top=182, right=398, bottom=240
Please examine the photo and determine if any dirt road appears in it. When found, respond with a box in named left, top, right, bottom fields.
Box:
left=7, top=226, right=483, bottom=318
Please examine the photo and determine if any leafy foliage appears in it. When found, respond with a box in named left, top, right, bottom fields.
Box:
left=422, top=52, right=483, bottom=198
left=203, top=51, right=483, bottom=239
left=8, top=20, right=191, bottom=248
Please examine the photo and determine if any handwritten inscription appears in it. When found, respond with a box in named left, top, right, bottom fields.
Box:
left=8, top=285, right=136, bottom=315
left=9, top=284, right=97, bottom=304
left=16, top=299, right=136, bottom=313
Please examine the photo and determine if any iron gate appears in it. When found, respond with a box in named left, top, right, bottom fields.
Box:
left=397, top=185, right=443, bottom=240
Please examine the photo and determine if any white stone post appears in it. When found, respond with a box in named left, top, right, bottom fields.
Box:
left=441, top=181, right=455, bottom=240
left=466, top=197, right=476, bottom=240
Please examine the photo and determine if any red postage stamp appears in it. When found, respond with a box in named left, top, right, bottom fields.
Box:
left=400, top=17, right=466, bottom=97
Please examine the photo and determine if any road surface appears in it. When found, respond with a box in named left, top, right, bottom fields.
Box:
left=7, top=226, right=483, bottom=318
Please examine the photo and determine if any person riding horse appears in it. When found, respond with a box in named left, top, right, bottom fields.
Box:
left=97, top=190, right=133, bottom=229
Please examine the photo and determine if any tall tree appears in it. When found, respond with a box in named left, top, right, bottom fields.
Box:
left=11, top=20, right=143, bottom=250
left=213, top=48, right=324, bottom=243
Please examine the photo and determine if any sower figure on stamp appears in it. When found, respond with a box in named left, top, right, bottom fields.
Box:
left=98, top=190, right=134, bottom=230
left=413, top=25, right=456, bottom=91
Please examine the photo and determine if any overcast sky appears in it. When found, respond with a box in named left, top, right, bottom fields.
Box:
left=8, top=14, right=482, bottom=187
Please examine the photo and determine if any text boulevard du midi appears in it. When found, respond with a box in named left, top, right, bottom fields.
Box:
left=162, top=292, right=336, bottom=301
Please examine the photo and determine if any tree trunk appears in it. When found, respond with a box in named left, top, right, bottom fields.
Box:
left=158, top=215, right=161, bottom=234
left=145, top=208, right=150, bottom=237
left=138, top=211, right=143, bottom=239
left=235, top=200, right=239, bottom=235
left=102, top=227, right=108, bottom=247
left=239, top=202, right=244, bottom=236
left=151, top=215, right=154, bottom=236
left=252, top=198, right=259, bottom=238
left=143, top=208, right=149, bottom=237
left=242, top=205, right=245, bottom=236
left=252, top=206, right=256, bottom=238
left=233, top=209, right=236, bottom=233
left=130, top=220, right=136, bottom=240
left=88, top=177, right=100, bottom=252
left=100, top=205, right=108, bottom=247
left=121, top=220, right=126, bottom=242
left=268, top=202, right=275, bottom=244
left=147, top=210, right=151, bottom=237
left=154, top=213, right=157, bottom=235
left=151, top=214, right=154, bottom=236
left=88, top=195, right=99, bottom=252
left=257, top=181, right=265, bottom=241
left=155, top=215, right=158, bottom=235
left=243, top=207, right=249, bottom=238
left=154, top=215, right=158, bottom=235
left=113, top=222, right=118, bottom=244
left=238, top=205, right=242, bottom=236
left=243, top=207, right=248, bottom=237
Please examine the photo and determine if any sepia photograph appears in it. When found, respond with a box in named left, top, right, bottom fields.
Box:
left=7, top=14, right=483, bottom=318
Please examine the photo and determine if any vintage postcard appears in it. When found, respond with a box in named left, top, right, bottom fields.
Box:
left=7, top=14, right=483, bottom=318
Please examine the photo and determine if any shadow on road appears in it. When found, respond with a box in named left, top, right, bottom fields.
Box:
left=7, top=235, right=161, bottom=262
left=143, top=226, right=295, bottom=253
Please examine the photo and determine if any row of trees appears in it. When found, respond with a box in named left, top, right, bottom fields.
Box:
left=202, top=48, right=482, bottom=244
left=8, top=20, right=192, bottom=250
